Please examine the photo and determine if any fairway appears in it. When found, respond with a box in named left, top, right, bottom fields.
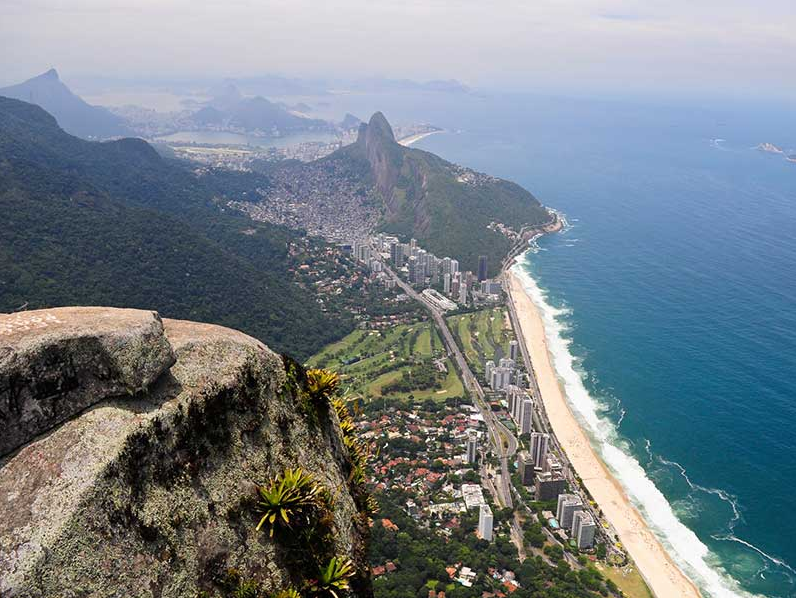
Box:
left=446, top=308, right=515, bottom=377
left=308, top=320, right=465, bottom=404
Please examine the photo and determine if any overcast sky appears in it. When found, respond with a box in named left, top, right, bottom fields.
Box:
left=1, top=0, right=794, bottom=99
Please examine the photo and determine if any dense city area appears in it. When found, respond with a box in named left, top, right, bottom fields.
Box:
left=307, top=234, right=651, bottom=598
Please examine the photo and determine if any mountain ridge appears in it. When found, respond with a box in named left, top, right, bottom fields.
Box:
left=327, top=112, right=552, bottom=275
left=0, top=69, right=130, bottom=138
left=0, top=96, right=351, bottom=359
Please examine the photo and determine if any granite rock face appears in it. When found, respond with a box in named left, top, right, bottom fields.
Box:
left=0, top=307, right=371, bottom=598
left=0, top=307, right=175, bottom=457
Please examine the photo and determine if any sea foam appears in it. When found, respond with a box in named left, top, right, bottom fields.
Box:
left=512, top=253, right=760, bottom=598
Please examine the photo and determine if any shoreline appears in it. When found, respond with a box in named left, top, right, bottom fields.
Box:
left=506, top=267, right=701, bottom=598
left=398, top=130, right=442, bottom=146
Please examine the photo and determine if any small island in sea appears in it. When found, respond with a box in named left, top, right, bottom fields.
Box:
left=756, top=142, right=784, bottom=154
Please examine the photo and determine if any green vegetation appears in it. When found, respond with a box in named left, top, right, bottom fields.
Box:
left=596, top=563, right=653, bottom=598
left=306, top=557, right=355, bottom=598
left=0, top=96, right=353, bottom=360
left=255, top=468, right=326, bottom=537
left=331, top=113, right=552, bottom=276
left=447, top=308, right=514, bottom=377
left=308, top=321, right=464, bottom=404
left=371, top=487, right=622, bottom=598
left=306, top=369, right=342, bottom=406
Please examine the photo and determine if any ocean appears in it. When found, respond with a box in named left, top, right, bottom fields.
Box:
left=312, top=90, right=796, bottom=597
left=99, top=86, right=795, bottom=596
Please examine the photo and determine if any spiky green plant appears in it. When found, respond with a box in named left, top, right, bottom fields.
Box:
left=255, top=468, right=324, bottom=537
left=306, top=369, right=340, bottom=404
left=306, top=557, right=355, bottom=598
left=270, top=589, right=301, bottom=598
left=232, top=579, right=261, bottom=598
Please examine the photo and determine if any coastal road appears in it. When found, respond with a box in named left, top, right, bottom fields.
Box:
left=378, top=259, right=516, bottom=509
left=502, top=265, right=622, bottom=559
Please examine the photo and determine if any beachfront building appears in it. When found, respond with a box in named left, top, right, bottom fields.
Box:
left=535, top=470, right=567, bottom=501
left=490, top=367, right=512, bottom=391
left=499, top=357, right=516, bottom=370
left=478, top=504, right=493, bottom=541
left=530, top=432, right=550, bottom=468
left=509, top=339, right=519, bottom=361
left=519, top=397, right=534, bottom=435
left=572, top=510, right=597, bottom=549
left=556, top=494, right=583, bottom=530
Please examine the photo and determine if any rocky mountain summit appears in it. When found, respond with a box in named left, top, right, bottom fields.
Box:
left=0, top=307, right=372, bottom=597
left=0, top=69, right=130, bottom=138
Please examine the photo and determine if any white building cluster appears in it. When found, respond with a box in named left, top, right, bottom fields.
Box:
left=365, top=234, right=504, bottom=308
left=556, top=494, right=596, bottom=549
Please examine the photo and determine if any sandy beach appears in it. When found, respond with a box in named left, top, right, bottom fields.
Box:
left=398, top=130, right=442, bottom=146
left=507, top=271, right=701, bottom=598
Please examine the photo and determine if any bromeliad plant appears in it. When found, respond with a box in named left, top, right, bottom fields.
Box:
left=255, top=468, right=325, bottom=537
left=305, top=557, right=355, bottom=598
left=306, top=369, right=341, bottom=405
left=331, top=398, right=377, bottom=515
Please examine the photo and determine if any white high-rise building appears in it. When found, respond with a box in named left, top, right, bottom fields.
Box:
left=530, top=432, right=549, bottom=468
left=466, top=429, right=478, bottom=464
left=478, top=504, right=493, bottom=541
left=509, top=340, right=519, bottom=361
left=519, top=397, right=534, bottom=435
left=450, top=259, right=460, bottom=275
left=556, top=494, right=583, bottom=530
left=511, top=390, right=524, bottom=421
left=443, top=273, right=451, bottom=294
left=506, top=384, right=520, bottom=414
left=490, top=367, right=510, bottom=391
left=572, top=510, right=596, bottom=548
left=499, top=358, right=515, bottom=370
left=458, top=281, right=468, bottom=305
left=485, top=360, right=495, bottom=382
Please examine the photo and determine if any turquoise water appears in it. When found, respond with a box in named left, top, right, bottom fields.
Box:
left=330, top=91, right=795, bottom=596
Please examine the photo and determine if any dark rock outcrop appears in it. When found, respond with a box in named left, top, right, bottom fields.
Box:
left=0, top=307, right=175, bottom=457
left=0, top=307, right=371, bottom=598
left=354, top=112, right=404, bottom=214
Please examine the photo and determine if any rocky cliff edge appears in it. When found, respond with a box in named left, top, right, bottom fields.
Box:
left=0, top=307, right=371, bottom=597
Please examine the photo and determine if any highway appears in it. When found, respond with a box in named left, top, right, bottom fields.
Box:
left=377, top=248, right=609, bottom=569
left=378, top=260, right=517, bottom=509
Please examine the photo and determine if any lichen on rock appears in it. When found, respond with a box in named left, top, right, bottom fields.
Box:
left=0, top=308, right=372, bottom=598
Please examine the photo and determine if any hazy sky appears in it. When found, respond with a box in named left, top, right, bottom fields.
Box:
left=1, top=0, right=795, bottom=98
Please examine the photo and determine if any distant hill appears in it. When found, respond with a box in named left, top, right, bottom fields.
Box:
left=0, top=96, right=351, bottom=359
left=194, top=84, right=330, bottom=134
left=327, top=113, right=551, bottom=275
left=227, top=96, right=328, bottom=133
left=341, top=113, right=363, bottom=130
left=0, top=69, right=130, bottom=139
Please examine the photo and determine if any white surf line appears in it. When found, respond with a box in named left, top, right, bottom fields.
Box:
left=513, top=258, right=762, bottom=598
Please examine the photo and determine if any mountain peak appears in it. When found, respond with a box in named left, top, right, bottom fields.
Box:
left=0, top=69, right=128, bottom=139
left=37, top=68, right=60, bottom=82
left=367, top=111, right=395, bottom=142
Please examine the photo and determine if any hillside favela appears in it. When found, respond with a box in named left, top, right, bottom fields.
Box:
left=1, top=3, right=795, bottom=598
